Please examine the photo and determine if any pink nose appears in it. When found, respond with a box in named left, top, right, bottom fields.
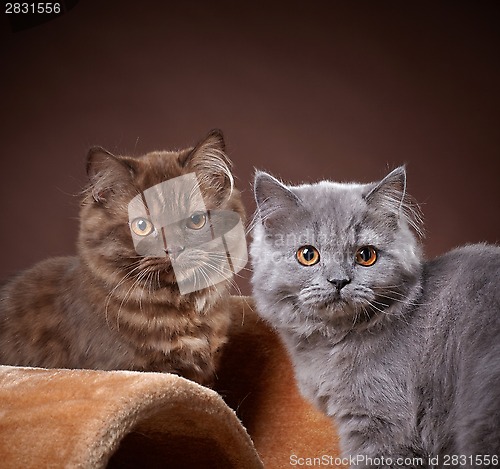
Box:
left=165, top=245, right=185, bottom=260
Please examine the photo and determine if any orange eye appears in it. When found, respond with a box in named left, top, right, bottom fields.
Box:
left=186, top=211, right=207, bottom=230
left=131, top=217, right=154, bottom=237
left=355, top=246, right=377, bottom=267
left=296, top=245, right=320, bottom=266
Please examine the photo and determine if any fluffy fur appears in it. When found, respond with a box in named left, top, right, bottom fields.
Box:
left=0, top=130, right=245, bottom=386
left=250, top=167, right=500, bottom=467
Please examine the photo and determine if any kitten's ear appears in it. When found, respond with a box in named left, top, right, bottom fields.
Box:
left=86, top=147, right=134, bottom=204
left=180, top=129, right=234, bottom=196
left=254, top=171, right=301, bottom=229
left=364, top=165, right=423, bottom=236
left=365, top=166, right=406, bottom=214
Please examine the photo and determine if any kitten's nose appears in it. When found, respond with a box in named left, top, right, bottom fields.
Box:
left=165, top=245, right=185, bottom=260
left=328, top=278, right=351, bottom=291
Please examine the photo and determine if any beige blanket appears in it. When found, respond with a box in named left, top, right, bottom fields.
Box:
left=0, top=297, right=341, bottom=468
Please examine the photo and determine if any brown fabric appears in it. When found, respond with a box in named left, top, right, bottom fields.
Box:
left=0, top=297, right=340, bottom=468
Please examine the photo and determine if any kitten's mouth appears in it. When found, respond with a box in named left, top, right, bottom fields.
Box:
left=136, top=257, right=178, bottom=286
left=139, top=257, right=173, bottom=272
left=136, top=256, right=202, bottom=288
left=320, top=297, right=350, bottom=313
left=302, top=295, right=349, bottom=316
left=301, top=290, right=345, bottom=308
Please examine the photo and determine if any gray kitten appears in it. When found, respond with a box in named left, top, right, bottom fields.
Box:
left=250, top=166, right=500, bottom=468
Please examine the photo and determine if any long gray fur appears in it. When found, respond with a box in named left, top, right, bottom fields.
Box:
left=250, top=167, right=500, bottom=468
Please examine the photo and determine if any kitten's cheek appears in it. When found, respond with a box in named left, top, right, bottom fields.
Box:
left=133, top=237, right=165, bottom=258
left=252, top=250, right=283, bottom=269
left=270, top=251, right=286, bottom=266
left=265, top=252, right=296, bottom=273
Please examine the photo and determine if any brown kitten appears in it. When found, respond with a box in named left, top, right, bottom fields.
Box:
left=0, top=130, right=246, bottom=386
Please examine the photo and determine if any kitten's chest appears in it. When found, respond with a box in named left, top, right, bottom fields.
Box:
left=121, top=303, right=219, bottom=346
left=281, top=332, right=352, bottom=413
left=102, top=293, right=230, bottom=381
left=282, top=329, right=415, bottom=419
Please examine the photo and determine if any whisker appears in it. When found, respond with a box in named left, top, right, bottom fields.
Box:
left=104, top=264, right=144, bottom=329
left=376, top=291, right=431, bottom=307
left=199, top=262, right=243, bottom=295
left=116, top=269, right=149, bottom=329
left=270, top=293, right=296, bottom=309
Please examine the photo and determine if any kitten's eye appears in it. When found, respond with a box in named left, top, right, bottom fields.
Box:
left=355, top=246, right=378, bottom=267
left=296, top=245, right=320, bottom=266
left=131, top=217, right=154, bottom=237
left=186, top=211, right=207, bottom=230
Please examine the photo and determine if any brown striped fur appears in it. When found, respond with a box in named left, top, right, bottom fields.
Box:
left=0, top=130, right=245, bottom=385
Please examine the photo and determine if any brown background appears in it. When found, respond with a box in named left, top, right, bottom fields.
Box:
left=1, top=1, right=499, bottom=295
